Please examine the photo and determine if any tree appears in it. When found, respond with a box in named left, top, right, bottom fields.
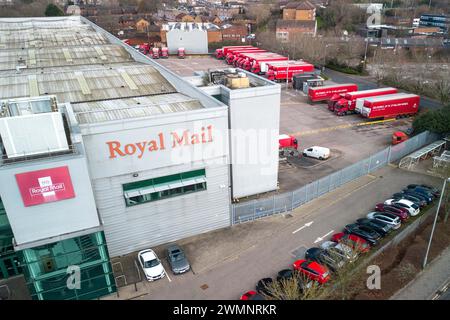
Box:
left=412, top=105, right=450, bottom=134
left=45, top=4, right=64, bottom=17
left=259, top=271, right=323, bottom=300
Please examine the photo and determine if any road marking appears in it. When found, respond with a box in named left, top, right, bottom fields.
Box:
left=292, top=221, right=314, bottom=234
left=314, top=230, right=334, bottom=244
left=163, top=267, right=172, bottom=282
left=289, top=118, right=396, bottom=137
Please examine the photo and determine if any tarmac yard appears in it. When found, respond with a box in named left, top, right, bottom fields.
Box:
left=158, top=56, right=412, bottom=192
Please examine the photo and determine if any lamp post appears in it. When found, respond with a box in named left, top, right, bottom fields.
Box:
left=423, top=178, right=450, bottom=269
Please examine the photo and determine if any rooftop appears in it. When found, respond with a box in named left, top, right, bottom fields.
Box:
left=72, top=93, right=203, bottom=124
left=0, top=16, right=212, bottom=124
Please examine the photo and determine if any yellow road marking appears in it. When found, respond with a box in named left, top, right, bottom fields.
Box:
left=290, top=118, right=396, bottom=136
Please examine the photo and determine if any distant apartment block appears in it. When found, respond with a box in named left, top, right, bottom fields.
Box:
left=276, top=1, right=317, bottom=41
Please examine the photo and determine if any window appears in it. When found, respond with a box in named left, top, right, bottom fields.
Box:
left=123, top=169, right=207, bottom=207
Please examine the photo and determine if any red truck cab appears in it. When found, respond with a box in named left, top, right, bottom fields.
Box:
left=178, top=47, right=185, bottom=59
left=161, top=47, right=169, bottom=58
left=151, top=47, right=160, bottom=59
left=279, top=134, right=298, bottom=150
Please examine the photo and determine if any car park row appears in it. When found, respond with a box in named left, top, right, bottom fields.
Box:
left=240, top=184, right=440, bottom=300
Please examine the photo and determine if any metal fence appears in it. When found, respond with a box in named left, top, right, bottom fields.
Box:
left=231, top=131, right=439, bottom=224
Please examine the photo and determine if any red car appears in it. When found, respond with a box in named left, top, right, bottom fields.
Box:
left=240, top=291, right=257, bottom=300
left=375, top=203, right=409, bottom=221
left=331, top=232, right=370, bottom=253
left=292, top=259, right=330, bottom=284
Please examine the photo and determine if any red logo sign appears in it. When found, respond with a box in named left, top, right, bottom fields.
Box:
left=15, top=166, right=75, bottom=207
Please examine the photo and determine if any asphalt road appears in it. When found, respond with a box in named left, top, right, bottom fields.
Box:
left=323, top=69, right=443, bottom=110
left=125, top=166, right=441, bottom=300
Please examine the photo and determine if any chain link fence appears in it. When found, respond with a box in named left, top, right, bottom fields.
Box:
left=231, top=131, right=439, bottom=224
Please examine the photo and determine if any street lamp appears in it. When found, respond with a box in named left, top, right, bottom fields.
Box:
left=423, top=177, right=450, bottom=269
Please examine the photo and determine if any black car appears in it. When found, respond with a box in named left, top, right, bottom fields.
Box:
left=256, top=278, right=274, bottom=296
left=407, top=184, right=440, bottom=197
left=305, top=247, right=345, bottom=272
left=344, top=224, right=381, bottom=246
left=392, top=192, right=426, bottom=207
left=356, top=218, right=392, bottom=236
left=403, top=189, right=433, bottom=204
left=276, top=269, right=310, bottom=292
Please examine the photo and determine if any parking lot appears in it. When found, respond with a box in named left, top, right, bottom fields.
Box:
left=158, top=56, right=412, bottom=193
left=103, top=165, right=442, bottom=300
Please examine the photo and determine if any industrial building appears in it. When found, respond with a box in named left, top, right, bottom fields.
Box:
left=0, top=16, right=280, bottom=300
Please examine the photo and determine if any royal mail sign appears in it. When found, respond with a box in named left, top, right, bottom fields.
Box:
left=15, top=166, right=75, bottom=207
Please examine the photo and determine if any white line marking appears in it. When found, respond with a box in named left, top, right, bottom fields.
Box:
left=163, top=267, right=172, bottom=282
left=314, top=230, right=334, bottom=244
left=292, top=221, right=314, bottom=234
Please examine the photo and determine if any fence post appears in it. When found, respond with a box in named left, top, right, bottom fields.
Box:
left=305, top=184, right=308, bottom=203
left=291, top=191, right=294, bottom=211
left=273, top=196, right=275, bottom=216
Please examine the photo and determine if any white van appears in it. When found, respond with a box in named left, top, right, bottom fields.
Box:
left=302, top=146, right=330, bottom=160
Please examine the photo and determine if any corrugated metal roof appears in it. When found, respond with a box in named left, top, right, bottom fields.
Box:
left=0, top=16, right=209, bottom=123
left=0, top=64, right=177, bottom=103
left=72, top=93, right=203, bottom=124
left=0, top=45, right=133, bottom=71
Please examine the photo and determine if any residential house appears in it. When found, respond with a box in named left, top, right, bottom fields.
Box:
left=282, top=1, right=316, bottom=21
left=135, top=18, right=150, bottom=33
left=221, top=24, right=247, bottom=42
left=276, top=1, right=317, bottom=41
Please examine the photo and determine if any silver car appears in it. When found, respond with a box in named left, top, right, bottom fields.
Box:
left=166, top=244, right=190, bottom=274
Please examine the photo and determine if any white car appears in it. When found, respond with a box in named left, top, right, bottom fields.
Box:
left=367, top=211, right=401, bottom=230
left=302, top=146, right=330, bottom=160
left=321, top=241, right=359, bottom=262
left=138, top=249, right=165, bottom=281
left=384, top=199, right=420, bottom=216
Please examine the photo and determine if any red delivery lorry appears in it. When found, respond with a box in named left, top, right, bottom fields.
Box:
left=178, top=47, right=185, bottom=58
left=308, top=83, right=358, bottom=102
left=226, top=48, right=266, bottom=65
left=224, top=47, right=258, bottom=64
left=138, top=43, right=150, bottom=55
left=266, top=61, right=315, bottom=82
left=360, top=93, right=420, bottom=119
left=238, top=52, right=275, bottom=69
left=215, top=45, right=254, bottom=59
left=229, top=49, right=267, bottom=66
left=279, top=134, right=298, bottom=149
left=161, top=47, right=169, bottom=58
left=250, top=56, right=289, bottom=74
left=329, top=87, right=398, bottom=115
left=151, top=47, right=160, bottom=59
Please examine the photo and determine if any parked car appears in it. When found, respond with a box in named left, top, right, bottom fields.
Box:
left=302, top=146, right=330, bottom=160
left=405, top=187, right=434, bottom=202
left=292, top=259, right=330, bottom=284
left=331, top=232, right=370, bottom=253
left=344, top=224, right=381, bottom=246
left=240, top=290, right=261, bottom=300
left=137, top=249, right=165, bottom=281
left=166, top=244, right=190, bottom=274
left=276, top=269, right=312, bottom=292
left=305, top=247, right=345, bottom=272
left=367, top=211, right=401, bottom=230
left=392, top=192, right=426, bottom=207
left=375, top=203, right=409, bottom=216
left=375, top=203, right=409, bottom=221
left=356, top=218, right=392, bottom=236
left=320, top=241, right=359, bottom=262
left=384, top=199, right=420, bottom=216
left=407, top=184, right=440, bottom=197
left=402, top=189, right=432, bottom=204
left=256, top=278, right=274, bottom=296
